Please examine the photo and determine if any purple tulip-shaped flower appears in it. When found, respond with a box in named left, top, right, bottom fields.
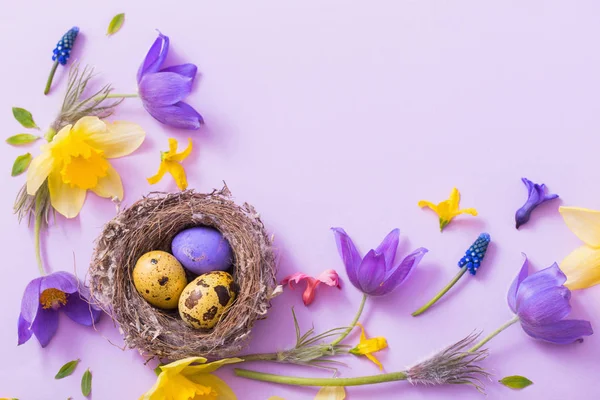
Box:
left=508, top=256, right=593, bottom=344
left=18, top=272, right=102, bottom=347
left=137, top=32, right=204, bottom=130
left=332, top=228, right=428, bottom=296
left=515, top=178, right=558, bottom=229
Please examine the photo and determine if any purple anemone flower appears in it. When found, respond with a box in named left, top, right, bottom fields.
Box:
left=18, top=272, right=102, bottom=348
left=515, top=178, right=558, bottom=229
left=508, top=256, right=593, bottom=344
left=137, top=32, right=204, bottom=130
left=332, top=228, right=428, bottom=296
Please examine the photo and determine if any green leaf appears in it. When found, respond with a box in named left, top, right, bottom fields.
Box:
left=55, top=359, right=80, bottom=379
left=81, top=369, right=92, bottom=397
left=12, top=107, right=39, bottom=129
left=499, top=375, right=534, bottom=389
left=6, top=133, right=40, bottom=146
left=11, top=153, right=32, bottom=176
left=107, top=13, right=125, bottom=36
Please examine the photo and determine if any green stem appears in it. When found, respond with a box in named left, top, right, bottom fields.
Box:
left=467, top=315, right=520, bottom=353
left=235, top=368, right=407, bottom=387
left=103, top=93, right=138, bottom=99
left=412, top=267, right=468, bottom=316
left=44, top=60, right=59, bottom=95
left=44, top=127, right=57, bottom=142
left=34, top=195, right=45, bottom=276
left=330, top=293, right=367, bottom=346
left=240, top=353, right=279, bottom=362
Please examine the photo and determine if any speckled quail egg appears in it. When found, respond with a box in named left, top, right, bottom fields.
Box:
left=132, top=250, right=188, bottom=309
left=178, top=271, right=238, bottom=329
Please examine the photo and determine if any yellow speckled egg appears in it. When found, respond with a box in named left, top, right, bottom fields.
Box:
left=178, top=271, right=238, bottom=329
left=133, top=250, right=188, bottom=309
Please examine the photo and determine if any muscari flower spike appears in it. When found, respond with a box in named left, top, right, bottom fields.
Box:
left=45, top=27, right=80, bottom=95
left=412, top=233, right=491, bottom=316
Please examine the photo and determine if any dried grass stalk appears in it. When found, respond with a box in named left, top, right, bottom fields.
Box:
left=89, top=188, right=277, bottom=360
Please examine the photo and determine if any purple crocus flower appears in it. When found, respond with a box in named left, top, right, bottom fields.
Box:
left=18, top=272, right=102, bottom=347
left=332, top=228, right=428, bottom=296
left=137, top=32, right=204, bottom=130
left=515, top=178, right=558, bottom=229
left=508, top=256, right=593, bottom=344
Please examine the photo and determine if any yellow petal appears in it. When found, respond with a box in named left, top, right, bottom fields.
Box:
left=365, top=352, right=384, bottom=371
left=91, top=163, right=124, bottom=200
left=72, top=116, right=107, bottom=137
left=171, top=138, right=193, bottom=162
left=86, top=121, right=145, bottom=159
left=167, top=137, right=179, bottom=155
left=356, top=337, right=388, bottom=354
left=167, top=161, right=188, bottom=191
left=158, top=356, right=208, bottom=375
left=186, top=374, right=237, bottom=400
left=139, top=372, right=168, bottom=400
left=456, top=208, right=478, bottom=217
left=448, top=187, right=460, bottom=210
left=268, top=397, right=286, bottom=400
left=315, top=387, right=346, bottom=400
left=48, top=170, right=86, bottom=218
left=418, top=200, right=438, bottom=212
left=164, top=374, right=212, bottom=399
left=356, top=322, right=367, bottom=341
left=147, top=162, right=168, bottom=185
left=561, top=245, right=600, bottom=290
left=26, top=149, right=54, bottom=195
left=559, top=206, right=600, bottom=247
left=183, top=358, right=243, bottom=375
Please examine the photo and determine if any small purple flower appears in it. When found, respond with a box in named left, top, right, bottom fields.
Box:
left=18, top=272, right=102, bottom=348
left=515, top=178, right=558, bottom=229
left=508, top=256, right=593, bottom=344
left=332, top=228, right=428, bottom=296
left=137, top=32, right=204, bottom=130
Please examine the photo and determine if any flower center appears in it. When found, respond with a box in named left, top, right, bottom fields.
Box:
left=40, top=288, right=68, bottom=310
left=60, top=149, right=109, bottom=189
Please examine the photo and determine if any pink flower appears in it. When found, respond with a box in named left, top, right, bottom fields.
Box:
left=281, top=270, right=341, bottom=306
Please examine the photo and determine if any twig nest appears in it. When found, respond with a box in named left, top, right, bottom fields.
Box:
left=89, top=188, right=277, bottom=360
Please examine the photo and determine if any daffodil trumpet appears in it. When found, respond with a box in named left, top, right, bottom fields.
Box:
left=412, top=233, right=490, bottom=316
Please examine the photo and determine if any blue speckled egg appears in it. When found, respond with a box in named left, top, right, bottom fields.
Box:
left=171, top=226, right=233, bottom=275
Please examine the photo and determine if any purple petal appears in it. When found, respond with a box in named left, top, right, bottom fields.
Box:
left=507, top=254, right=529, bottom=313
left=515, top=178, right=559, bottom=229
left=375, top=229, right=399, bottom=270
left=516, top=263, right=566, bottom=311
left=517, top=286, right=572, bottom=325
left=331, top=228, right=363, bottom=291
left=20, top=277, right=42, bottom=324
left=521, top=319, right=593, bottom=344
left=17, top=313, right=33, bottom=345
left=160, top=63, right=198, bottom=80
left=41, top=271, right=79, bottom=294
left=31, top=308, right=59, bottom=348
left=139, top=72, right=193, bottom=107
left=357, top=250, right=386, bottom=294
left=63, top=294, right=102, bottom=326
left=137, top=32, right=169, bottom=83
left=144, top=101, right=204, bottom=130
left=370, top=247, right=428, bottom=296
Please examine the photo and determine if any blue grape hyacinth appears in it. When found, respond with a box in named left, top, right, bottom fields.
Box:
left=458, top=233, right=491, bottom=275
left=45, top=26, right=80, bottom=95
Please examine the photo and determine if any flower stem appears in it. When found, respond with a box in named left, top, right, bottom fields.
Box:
left=330, top=293, right=368, bottom=346
left=104, top=93, right=138, bottom=99
left=234, top=368, right=407, bottom=387
left=34, top=194, right=45, bottom=276
left=412, top=267, right=468, bottom=316
left=44, top=60, right=59, bottom=95
left=467, top=315, right=520, bottom=353
left=240, top=353, right=279, bottom=362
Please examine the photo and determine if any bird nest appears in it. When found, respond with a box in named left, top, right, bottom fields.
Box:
left=88, top=187, right=277, bottom=360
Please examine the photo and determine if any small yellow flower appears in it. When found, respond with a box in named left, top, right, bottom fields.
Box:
left=349, top=322, right=388, bottom=371
left=418, top=187, right=478, bottom=231
left=148, top=138, right=193, bottom=190
left=26, top=116, right=145, bottom=218
left=141, top=356, right=242, bottom=400
left=559, top=206, right=600, bottom=289
left=268, top=386, right=346, bottom=400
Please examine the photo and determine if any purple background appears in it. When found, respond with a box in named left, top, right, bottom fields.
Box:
left=2, top=1, right=600, bottom=399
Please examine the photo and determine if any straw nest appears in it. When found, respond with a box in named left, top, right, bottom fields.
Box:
left=89, top=187, right=277, bottom=360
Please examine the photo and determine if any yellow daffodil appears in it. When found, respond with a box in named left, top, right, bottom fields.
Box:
left=418, top=187, right=478, bottom=231
left=267, top=386, right=346, bottom=400
left=148, top=138, right=193, bottom=190
left=141, top=356, right=242, bottom=400
left=26, top=116, right=145, bottom=218
left=559, top=206, right=600, bottom=289
left=349, top=322, right=387, bottom=370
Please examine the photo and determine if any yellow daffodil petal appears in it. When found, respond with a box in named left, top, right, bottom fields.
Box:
left=417, top=200, right=438, bottom=212
left=187, top=374, right=237, bottom=400
left=139, top=371, right=168, bottom=400
left=365, top=352, right=384, bottom=370
left=87, top=121, right=146, bottom=158
left=356, top=337, right=388, bottom=354
left=48, top=170, right=87, bottom=218
left=171, top=138, right=193, bottom=162
left=91, top=163, right=124, bottom=200
left=356, top=322, right=367, bottom=341
left=26, top=148, right=53, bottom=195
left=559, top=206, right=600, bottom=247
left=147, top=162, right=169, bottom=185
left=168, top=137, right=179, bottom=154
left=72, top=116, right=107, bottom=137
left=166, top=161, right=188, bottom=191
left=160, top=357, right=208, bottom=375
left=183, top=358, right=243, bottom=375
left=561, top=245, right=600, bottom=290
left=268, top=397, right=286, bottom=400
left=448, top=187, right=460, bottom=209
left=60, top=148, right=109, bottom=190
left=315, top=386, right=346, bottom=400
left=456, top=208, right=478, bottom=217
left=162, top=373, right=213, bottom=399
